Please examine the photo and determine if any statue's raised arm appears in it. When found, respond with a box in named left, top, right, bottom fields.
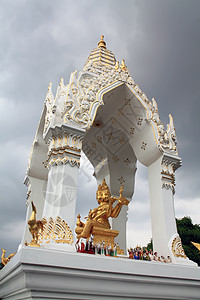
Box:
left=110, top=185, right=129, bottom=218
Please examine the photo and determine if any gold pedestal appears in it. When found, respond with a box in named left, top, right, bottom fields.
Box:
left=28, top=241, right=40, bottom=248
left=92, top=226, right=119, bottom=248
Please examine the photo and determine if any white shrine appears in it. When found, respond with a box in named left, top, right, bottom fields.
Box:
left=0, top=36, right=199, bottom=300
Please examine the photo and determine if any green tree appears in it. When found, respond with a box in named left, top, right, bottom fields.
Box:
left=144, top=217, right=200, bottom=265
left=176, top=216, right=200, bottom=266
left=146, top=238, right=153, bottom=251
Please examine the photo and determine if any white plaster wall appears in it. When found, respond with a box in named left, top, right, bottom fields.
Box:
left=42, top=165, right=57, bottom=218
left=42, top=163, right=79, bottom=232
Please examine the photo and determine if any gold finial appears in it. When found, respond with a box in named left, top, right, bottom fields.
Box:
left=115, top=61, right=119, bottom=70
left=48, top=82, right=52, bottom=91
left=98, top=35, right=106, bottom=49
left=120, top=59, right=127, bottom=71
left=97, top=178, right=110, bottom=193
left=76, top=214, right=83, bottom=227
left=60, top=77, right=64, bottom=86
left=119, top=185, right=123, bottom=197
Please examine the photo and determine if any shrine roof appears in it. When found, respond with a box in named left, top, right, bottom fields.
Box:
left=84, top=35, right=116, bottom=68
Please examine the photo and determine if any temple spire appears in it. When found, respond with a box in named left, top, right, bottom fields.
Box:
left=84, top=35, right=116, bottom=68
left=98, top=35, right=106, bottom=49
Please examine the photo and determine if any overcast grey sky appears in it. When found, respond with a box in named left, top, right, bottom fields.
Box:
left=0, top=0, right=200, bottom=254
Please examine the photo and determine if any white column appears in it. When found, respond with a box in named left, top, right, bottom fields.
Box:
left=42, top=163, right=79, bottom=232
left=148, top=154, right=195, bottom=265
left=41, top=125, right=85, bottom=248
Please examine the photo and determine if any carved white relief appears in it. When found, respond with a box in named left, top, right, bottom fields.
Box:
left=147, top=97, right=160, bottom=124
left=26, top=137, right=38, bottom=174
left=61, top=70, right=96, bottom=128
left=48, top=156, right=80, bottom=168
left=163, top=114, right=177, bottom=152
left=161, top=152, right=182, bottom=196
left=162, top=182, right=175, bottom=195
left=85, top=65, right=178, bottom=155
left=44, top=82, right=54, bottom=134
left=24, top=177, right=31, bottom=206
left=44, top=129, right=83, bottom=169
left=161, top=156, right=180, bottom=195
left=55, top=78, right=68, bottom=116
left=161, top=158, right=175, bottom=175
left=158, top=114, right=177, bottom=154
left=60, top=63, right=139, bottom=130
left=43, top=61, right=178, bottom=155
left=48, top=132, right=83, bottom=154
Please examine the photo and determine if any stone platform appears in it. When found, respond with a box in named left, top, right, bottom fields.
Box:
left=0, top=247, right=200, bottom=299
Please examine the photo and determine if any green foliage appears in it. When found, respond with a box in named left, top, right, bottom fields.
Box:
left=176, top=216, right=200, bottom=266
left=143, top=217, right=200, bottom=265
left=146, top=238, right=153, bottom=251
left=0, top=262, right=4, bottom=270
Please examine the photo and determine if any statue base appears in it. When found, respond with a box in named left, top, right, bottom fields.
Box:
left=91, top=226, right=124, bottom=255
left=0, top=247, right=199, bottom=300
left=28, top=241, right=40, bottom=248
left=92, top=226, right=119, bottom=248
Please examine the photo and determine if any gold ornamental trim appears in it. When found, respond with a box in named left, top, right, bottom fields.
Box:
left=38, top=216, right=73, bottom=245
left=171, top=236, right=186, bottom=258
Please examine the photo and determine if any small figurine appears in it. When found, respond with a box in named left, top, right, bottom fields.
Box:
left=148, top=250, right=154, bottom=261
left=94, top=243, right=99, bottom=255
left=105, top=245, right=109, bottom=256
left=85, top=240, right=89, bottom=251
left=167, top=255, right=172, bottom=263
left=138, top=248, right=142, bottom=260
left=113, top=244, right=117, bottom=256
left=88, top=234, right=94, bottom=251
left=28, top=201, right=46, bottom=247
left=98, top=242, right=101, bottom=254
left=108, top=244, right=112, bottom=256
left=143, top=249, right=148, bottom=261
left=75, top=241, right=80, bottom=252
left=160, top=256, right=166, bottom=263
left=134, top=251, right=139, bottom=260
left=154, top=252, right=159, bottom=261
left=80, top=239, right=85, bottom=251
left=101, top=241, right=105, bottom=255
left=1, top=249, right=16, bottom=266
left=128, top=248, right=134, bottom=259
